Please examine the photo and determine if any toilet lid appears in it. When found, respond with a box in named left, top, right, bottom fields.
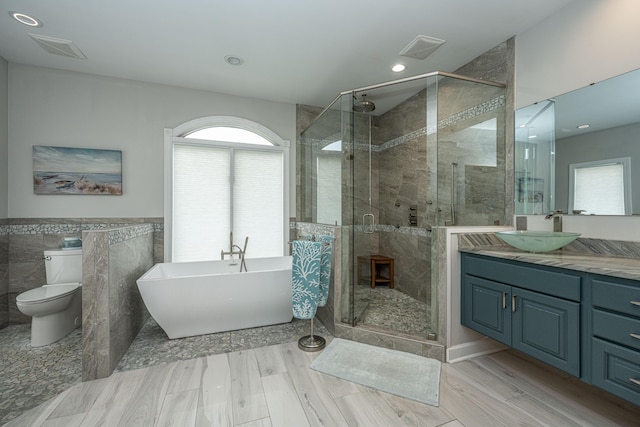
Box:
left=16, top=283, right=79, bottom=304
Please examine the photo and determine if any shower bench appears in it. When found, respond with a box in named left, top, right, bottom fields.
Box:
left=357, top=255, right=394, bottom=289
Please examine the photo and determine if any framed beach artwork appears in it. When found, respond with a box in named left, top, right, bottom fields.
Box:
left=33, top=145, right=123, bottom=195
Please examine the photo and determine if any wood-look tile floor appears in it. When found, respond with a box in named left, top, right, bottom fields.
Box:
left=6, top=342, right=640, bottom=427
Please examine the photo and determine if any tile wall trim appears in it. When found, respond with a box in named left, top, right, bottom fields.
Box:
left=106, top=224, right=154, bottom=245
left=7, top=218, right=163, bottom=235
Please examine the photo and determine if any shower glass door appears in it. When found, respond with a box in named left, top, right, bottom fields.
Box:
left=350, top=95, right=375, bottom=324
left=349, top=81, right=433, bottom=339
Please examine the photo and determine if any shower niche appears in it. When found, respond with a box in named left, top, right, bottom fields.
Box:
left=300, top=71, right=507, bottom=347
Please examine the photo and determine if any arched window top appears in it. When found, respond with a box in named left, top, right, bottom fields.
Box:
left=185, top=127, right=272, bottom=145
left=172, top=116, right=288, bottom=147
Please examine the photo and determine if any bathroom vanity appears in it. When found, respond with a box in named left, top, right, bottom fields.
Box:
left=460, top=249, right=640, bottom=406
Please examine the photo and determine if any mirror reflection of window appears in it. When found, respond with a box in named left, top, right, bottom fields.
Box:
left=315, top=140, right=342, bottom=225
left=516, top=68, right=640, bottom=216
left=569, top=158, right=631, bottom=215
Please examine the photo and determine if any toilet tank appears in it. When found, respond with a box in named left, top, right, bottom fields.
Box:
left=44, top=249, right=83, bottom=284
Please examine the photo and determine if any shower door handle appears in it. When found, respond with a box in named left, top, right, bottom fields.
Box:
left=363, top=214, right=375, bottom=234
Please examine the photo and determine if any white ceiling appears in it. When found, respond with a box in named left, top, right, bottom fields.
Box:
left=0, top=0, right=575, bottom=109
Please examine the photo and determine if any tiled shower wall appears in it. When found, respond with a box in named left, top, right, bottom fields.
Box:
left=2, top=217, right=163, bottom=328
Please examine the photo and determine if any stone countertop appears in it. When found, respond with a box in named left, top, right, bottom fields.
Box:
left=460, top=246, right=640, bottom=282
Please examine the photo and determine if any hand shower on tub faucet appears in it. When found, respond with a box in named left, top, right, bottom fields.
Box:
left=220, top=232, right=249, bottom=272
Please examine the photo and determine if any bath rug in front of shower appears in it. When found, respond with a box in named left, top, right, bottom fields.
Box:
left=310, top=338, right=441, bottom=406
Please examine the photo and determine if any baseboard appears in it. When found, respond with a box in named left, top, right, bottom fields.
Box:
left=447, top=339, right=507, bottom=363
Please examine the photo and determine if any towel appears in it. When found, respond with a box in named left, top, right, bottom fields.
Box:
left=307, top=235, right=333, bottom=307
left=291, top=240, right=322, bottom=319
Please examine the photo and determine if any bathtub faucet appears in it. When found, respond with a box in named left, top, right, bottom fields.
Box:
left=221, top=232, right=248, bottom=272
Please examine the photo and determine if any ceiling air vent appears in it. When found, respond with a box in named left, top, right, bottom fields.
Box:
left=399, top=35, right=445, bottom=60
left=28, top=33, right=87, bottom=60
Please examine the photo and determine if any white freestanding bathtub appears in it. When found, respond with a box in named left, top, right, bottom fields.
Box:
left=136, top=256, right=293, bottom=339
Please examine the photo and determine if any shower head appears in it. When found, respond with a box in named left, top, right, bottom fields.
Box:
left=353, top=94, right=376, bottom=113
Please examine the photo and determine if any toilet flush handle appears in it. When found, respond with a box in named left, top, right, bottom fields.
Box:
left=43, top=255, right=52, bottom=261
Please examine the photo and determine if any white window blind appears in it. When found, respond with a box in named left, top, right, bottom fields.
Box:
left=233, top=150, right=284, bottom=258
left=572, top=161, right=627, bottom=215
left=316, top=155, right=342, bottom=225
left=173, top=144, right=231, bottom=262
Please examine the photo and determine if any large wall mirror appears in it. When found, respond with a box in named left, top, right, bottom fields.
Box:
left=515, top=68, right=640, bottom=216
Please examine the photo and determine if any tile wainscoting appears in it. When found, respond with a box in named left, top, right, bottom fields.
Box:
left=82, top=224, right=155, bottom=381
left=4, top=218, right=163, bottom=327
left=2, top=218, right=163, bottom=382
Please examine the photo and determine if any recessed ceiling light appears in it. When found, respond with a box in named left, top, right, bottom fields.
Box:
left=528, top=135, right=537, bottom=139
left=391, top=63, right=406, bottom=72
left=577, top=124, right=590, bottom=129
left=9, top=11, right=42, bottom=27
left=225, top=55, right=244, bottom=66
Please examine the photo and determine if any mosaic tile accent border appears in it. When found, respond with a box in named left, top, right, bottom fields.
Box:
left=0, top=224, right=8, bottom=236
left=10, top=223, right=83, bottom=234
left=376, top=127, right=428, bottom=152
left=7, top=218, right=163, bottom=235
left=438, top=95, right=505, bottom=130
left=353, top=224, right=431, bottom=237
left=295, top=222, right=338, bottom=237
left=107, top=224, right=154, bottom=245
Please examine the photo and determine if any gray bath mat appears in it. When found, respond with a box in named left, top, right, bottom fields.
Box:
left=310, top=338, right=441, bottom=406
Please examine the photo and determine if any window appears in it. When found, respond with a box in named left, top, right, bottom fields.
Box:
left=569, top=157, right=631, bottom=215
left=165, top=117, right=289, bottom=262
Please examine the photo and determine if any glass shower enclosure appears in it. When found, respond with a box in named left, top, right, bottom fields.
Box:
left=300, top=71, right=506, bottom=343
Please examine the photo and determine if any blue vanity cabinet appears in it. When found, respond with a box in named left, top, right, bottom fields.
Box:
left=461, top=253, right=581, bottom=377
left=590, top=275, right=640, bottom=406
left=511, top=287, right=580, bottom=377
left=462, top=274, right=511, bottom=344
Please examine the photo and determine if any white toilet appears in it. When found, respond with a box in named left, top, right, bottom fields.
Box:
left=16, top=248, right=83, bottom=347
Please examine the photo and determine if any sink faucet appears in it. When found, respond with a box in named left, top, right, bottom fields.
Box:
left=220, top=232, right=249, bottom=272
left=545, top=210, right=563, bottom=232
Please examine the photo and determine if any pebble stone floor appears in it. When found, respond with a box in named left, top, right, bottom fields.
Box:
left=0, top=317, right=330, bottom=425
left=357, top=286, right=430, bottom=336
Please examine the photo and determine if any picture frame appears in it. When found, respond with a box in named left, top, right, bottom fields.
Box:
left=33, top=145, right=123, bottom=195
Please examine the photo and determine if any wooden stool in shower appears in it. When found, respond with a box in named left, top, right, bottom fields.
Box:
left=357, top=255, right=394, bottom=289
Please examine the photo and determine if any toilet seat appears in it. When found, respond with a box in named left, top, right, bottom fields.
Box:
left=16, top=283, right=80, bottom=305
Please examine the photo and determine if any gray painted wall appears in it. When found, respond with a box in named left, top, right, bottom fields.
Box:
left=0, top=57, right=8, bottom=218
left=0, top=57, right=7, bottom=328
left=7, top=64, right=296, bottom=218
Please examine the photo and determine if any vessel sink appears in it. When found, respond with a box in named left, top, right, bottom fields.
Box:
left=495, top=230, right=581, bottom=253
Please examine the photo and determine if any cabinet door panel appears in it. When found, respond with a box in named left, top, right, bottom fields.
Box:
left=592, top=338, right=640, bottom=406
left=512, top=288, right=580, bottom=377
left=462, top=275, right=510, bottom=345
